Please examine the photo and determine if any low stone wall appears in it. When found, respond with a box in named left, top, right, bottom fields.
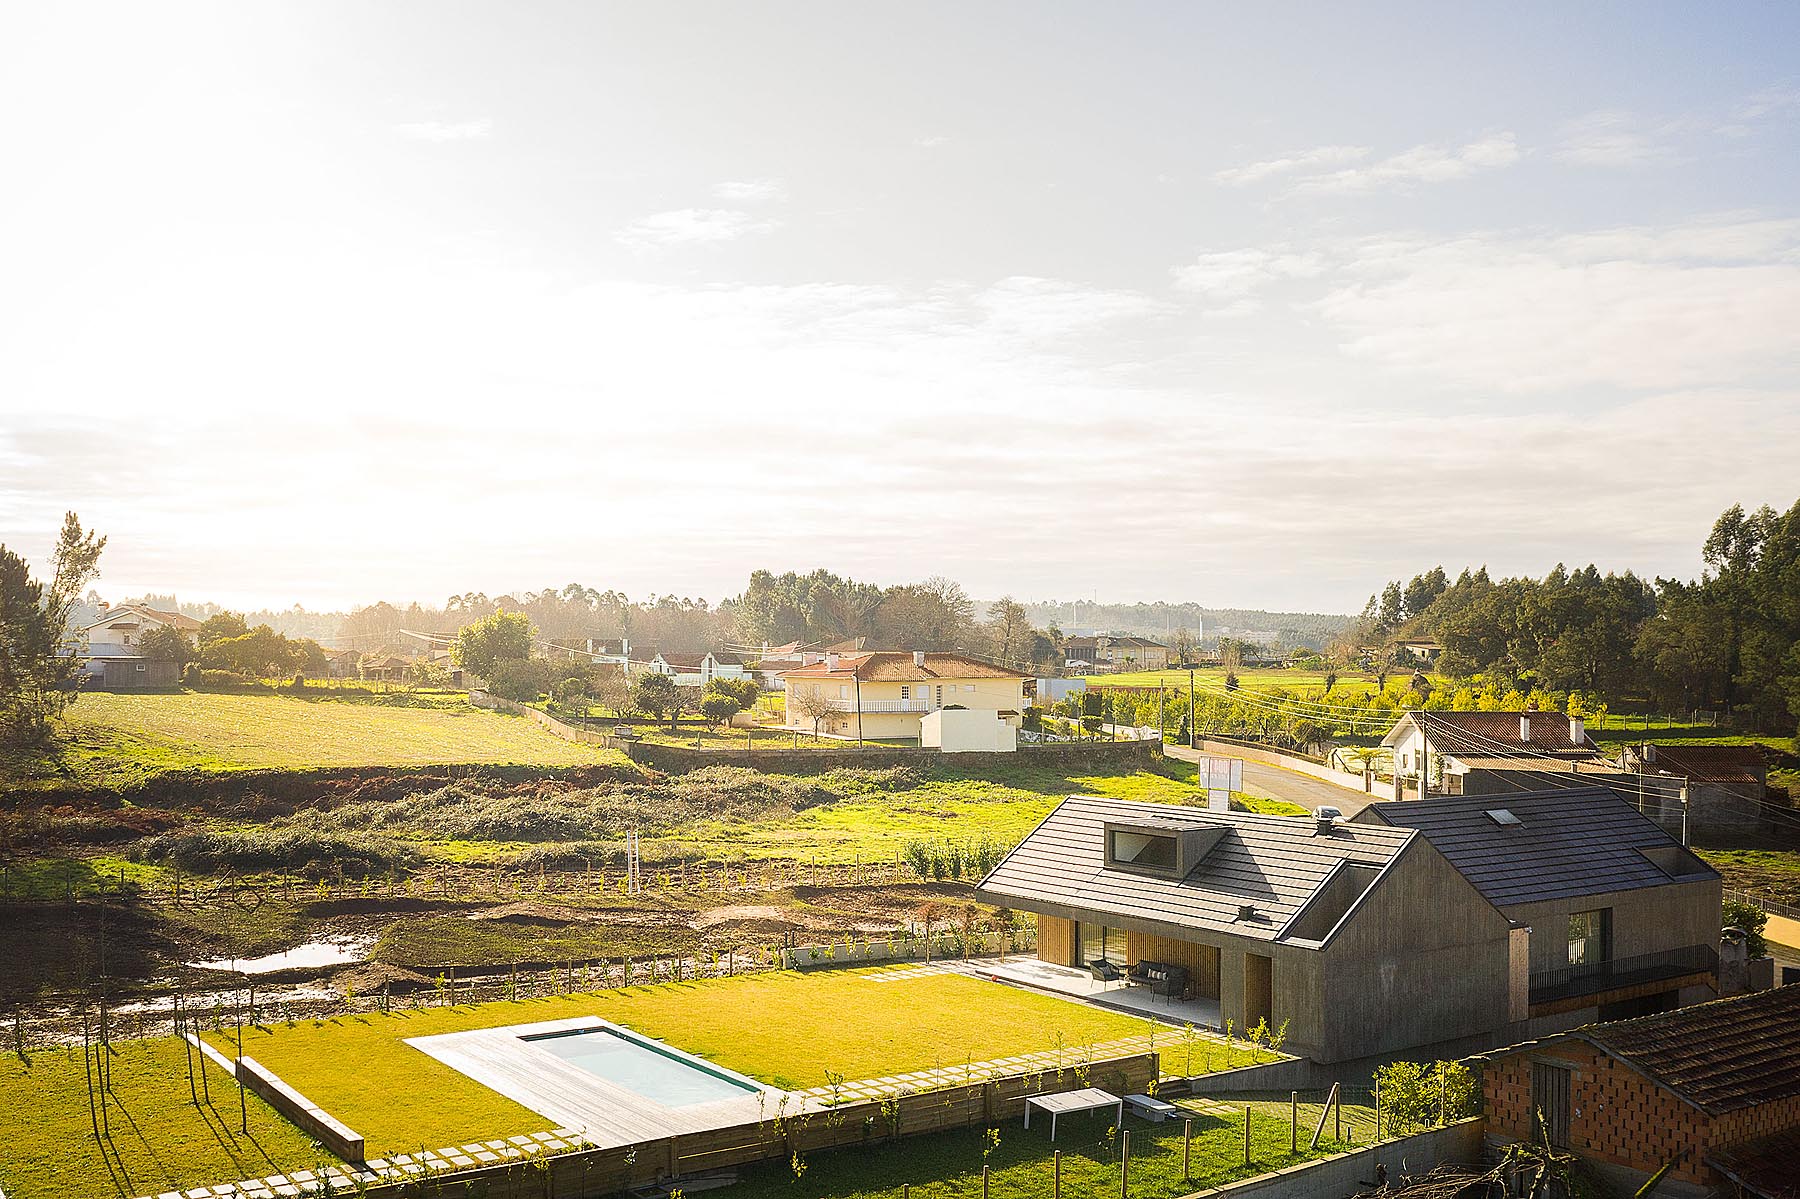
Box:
left=625, top=737, right=1159, bottom=775
left=1177, top=1117, right=1484, bottom=1199
left=470, top=692, right=624, bottom=748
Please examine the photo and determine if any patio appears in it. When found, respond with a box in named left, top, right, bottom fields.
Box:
left=941, top=956, right=1224, bottom=1028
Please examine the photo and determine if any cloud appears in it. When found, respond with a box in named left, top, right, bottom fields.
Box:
left=613, top=208, right=779, bottom=251
left=1312, top=217, right=1800, bottom=390
left=392, top=119, right=493, bottom=143
left=1555, top=111, right=1678, bottom=167
left=713, top=179, right=787, bottom=203
left=1171, top=248, right=1325, bottom=299
left=1212, top=145, right=1369, bottom=186
left=1295, top=133, right=1521, bottom=193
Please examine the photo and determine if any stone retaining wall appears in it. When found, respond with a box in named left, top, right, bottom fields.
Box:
left=625, top=737, right=1159, bottom=774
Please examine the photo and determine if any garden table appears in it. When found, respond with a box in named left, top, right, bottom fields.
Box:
left=1023, top=1087, right=1123, bottom=1141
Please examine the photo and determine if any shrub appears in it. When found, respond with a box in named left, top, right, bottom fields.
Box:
left=194, top=668, right=258, bottom=688
left=130, top=827, right=412, bottom=876
left=1723, top=898, right=1770, bottom=958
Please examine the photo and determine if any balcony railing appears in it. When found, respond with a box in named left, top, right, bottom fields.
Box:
left=1529, top=944, right=1718, bottom=1005
left=850, top=699, right=934, bottom=713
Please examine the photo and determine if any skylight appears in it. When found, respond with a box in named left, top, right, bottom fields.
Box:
left=1484, top=809, right=1523, bottom=827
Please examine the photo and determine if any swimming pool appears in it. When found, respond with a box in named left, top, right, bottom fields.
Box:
left=522, top=1027, right=760, bottom=1108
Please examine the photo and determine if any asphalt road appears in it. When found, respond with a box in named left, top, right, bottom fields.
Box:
left=1165, top=743, right=1376, bottom=816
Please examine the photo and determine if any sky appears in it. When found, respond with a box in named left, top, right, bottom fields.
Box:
left=4, top=2, right=1799, bottom=615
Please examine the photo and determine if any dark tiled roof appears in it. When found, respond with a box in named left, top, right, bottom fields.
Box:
left=1386, top=711, right=1597, bottom=754
left=975, top=795, right=1415, bottom=945
left=1357, top=788, right=1716, bottom=907
left=781, top=652, right=1025, bottom=681
left=1586, top=986, right=1800, bottom=1116
left=1709, top=1128, right=1800, bottom=1199
left=1639, top=744, right=1767, bottom=785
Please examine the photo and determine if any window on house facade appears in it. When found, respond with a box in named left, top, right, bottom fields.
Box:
left=900, top=685, right=910, bottom=699
left=838, top=685, right=849, bottom=699
left=1567, top=909, right=1611, bottom=967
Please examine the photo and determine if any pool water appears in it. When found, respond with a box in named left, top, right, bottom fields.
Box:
left=525, top=1028, right=759, bottom=1107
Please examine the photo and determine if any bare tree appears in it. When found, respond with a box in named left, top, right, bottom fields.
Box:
left=790, top=688, right=843, bottom=737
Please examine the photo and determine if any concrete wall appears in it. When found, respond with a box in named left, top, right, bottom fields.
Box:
left=1195, top=739, right=1374, bottom=796
left=623, top=737, right=1158, bottom=775
left=1502, top=876, right=1722, bottom=978
left=921, top=708, right=1018, bottom=753
left=1320, top=838, right=1514, bottom=1061
left=1178, top=1118, right=1484, bottom=1199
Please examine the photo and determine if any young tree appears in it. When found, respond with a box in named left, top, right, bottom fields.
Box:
left=452, top=609, right=535, bottom=681
left=700, top=687, right=742, bottom=729
left=137, top=625, right=195, bottom=677
left=0, top=512, right=105, bottom=748
left=790, top=687, right=843, bottom=737
left=1170, top=627, right=1196, bottom=667
left=984, top=596, right=1031, bottom=663
left=630, top=672, right=679, bottom=728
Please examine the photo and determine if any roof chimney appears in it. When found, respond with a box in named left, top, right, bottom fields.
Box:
left=826, top=652, right=840, bottom=671
left=913, top=651, right=926, bottom=668
left=1568, top=716, right=1584, bottom=746
left=1643, top=742, right=1656, bottom=764
left=1519, top=713, right=1532, bottom=743
left=1313, top=813, right=1335, bottom=836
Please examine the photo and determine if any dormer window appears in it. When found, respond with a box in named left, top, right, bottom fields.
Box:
left=1109, top=829, right=1178, bottom=871
left=1103, top=821, right=1224, bottom=879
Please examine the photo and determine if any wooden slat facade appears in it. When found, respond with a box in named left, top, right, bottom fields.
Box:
left=1125, top=930, right=1222, bottom=999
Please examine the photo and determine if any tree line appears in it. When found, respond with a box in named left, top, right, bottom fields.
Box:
left=1353, top=498, right=1800, bottom=734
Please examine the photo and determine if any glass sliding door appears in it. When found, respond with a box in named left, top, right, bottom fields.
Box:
left=1078, top=923, right=1127, bottom=965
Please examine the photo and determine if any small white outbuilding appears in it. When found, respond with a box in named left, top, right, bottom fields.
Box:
left=919, top=708, right=1018, bottom=753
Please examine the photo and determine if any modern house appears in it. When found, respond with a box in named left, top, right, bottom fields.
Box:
left=1063, top=635, right=1170, bottom=673
left=975, top=795, right=1519, bottom=1063
left=981, top=787, right=1723, bottom=1064
left=1353, top=789, right=1721, bottom=1025
left=1618, top=743, right=1770, bottom=837
left=1380, top=709, right=1603, bottom=796
left=1476, top=986, right=1800, bottom=1199
left=779, top=652, right=1028, bottom=740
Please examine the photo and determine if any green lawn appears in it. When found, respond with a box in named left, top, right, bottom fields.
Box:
left=26, top=690, right=626, bottom=787
left=0, top=1038, right=327, bottom=1199
left=206, top=968, right=1248, bottom=1155
left=720, top=1097, right=1364, bottom=1199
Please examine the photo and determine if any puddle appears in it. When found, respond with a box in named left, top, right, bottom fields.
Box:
left=186, top=936, right=374, bottom=975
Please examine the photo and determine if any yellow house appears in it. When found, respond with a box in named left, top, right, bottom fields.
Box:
left=780, top=651, right=1029, bottom=740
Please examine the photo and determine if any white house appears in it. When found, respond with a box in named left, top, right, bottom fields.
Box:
left=1381, top=709, right=1602, bottom=796
left=75, top=603, right=203, bottom=678
left=646, top=651, right=748, bottom=688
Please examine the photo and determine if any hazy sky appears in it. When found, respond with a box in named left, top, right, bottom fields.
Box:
left=5, top=3, right=1799, bottom=614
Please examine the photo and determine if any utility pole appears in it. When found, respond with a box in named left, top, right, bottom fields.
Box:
left=1188, top=668, right=1196, bottom=750
left=853, top=675, right=865, bottom=749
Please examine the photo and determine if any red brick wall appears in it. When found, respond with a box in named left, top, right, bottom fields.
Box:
left=1483, top=1044, right=1713, bottom=1186
left=1714, top=1092, right=1800, bottom=1148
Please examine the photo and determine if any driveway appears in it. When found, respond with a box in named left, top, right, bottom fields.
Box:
left=1165, top=744, right=1376, bottom=816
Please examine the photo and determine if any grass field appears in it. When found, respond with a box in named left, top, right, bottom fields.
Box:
left=720, top=1097, right=1365, bottom=1199
left=25, top=690, right=624, bottom=788
left=206, top=968, right=1251, bottom=1155
left=0, top=1037, right=325, bottom=1199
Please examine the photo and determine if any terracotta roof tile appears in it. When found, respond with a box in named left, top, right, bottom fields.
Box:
left=779, top=651, right=1025, bottom=681
left=1638, top=744, right=1767, bottom=785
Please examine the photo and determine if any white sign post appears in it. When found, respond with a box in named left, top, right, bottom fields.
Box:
left=1197, top=757, right=1243, bottom=811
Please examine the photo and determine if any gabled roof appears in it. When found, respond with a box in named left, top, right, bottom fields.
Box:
left=1634, top=744, right=1767, bottom=784
left=82, top=604, right=203, bottom=633
left=780, top=651, right=1026, bottom=681
left=975, top=795, right=1416, bottom=946
left=1357, top=788, right=1716, bottom=907
left=1382, top=710, right=1598, bottom=755
left=1481, top=986, right=1800, bottom=1118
